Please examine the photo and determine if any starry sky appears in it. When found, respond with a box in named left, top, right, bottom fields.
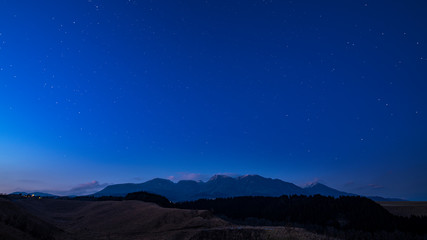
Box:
left=1, top=0, right=426, bottom=200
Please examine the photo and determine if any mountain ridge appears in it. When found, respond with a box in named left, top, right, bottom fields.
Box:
left=93, top=174, right=404, bottom=202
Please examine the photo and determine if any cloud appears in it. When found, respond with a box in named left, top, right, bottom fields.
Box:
left=354, top=183, right=385, bottom=192
left=69, top=181, right=107, bottom=192
left=49, top=181, right=109, bottom=196
left=17, top=179, right=44, bottom=184
left=168, top=172, right=207, bottom=182
left=131, top=177, right=143, bottom=182
left=304, top=177, right=322, bottom=186
left=343, top=181, right=355, bottom=187
left=167, top=176, right=176, bottom=181
left=367, top=184, right=384, bottom=190
left=342, top=180, right=385, bottom=191
left=340, top=181, right=387, bottom=197
left=215, top=172, right=241, bottom=178
left=180, top=173, right=205, bottom=180
left=168, top=172, right=242, bottom=182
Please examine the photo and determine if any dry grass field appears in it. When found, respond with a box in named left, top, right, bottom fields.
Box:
left=1, top=198, right=335, bottom=240
left=14, top=198, right=228, bottom=240
left=0, top=198, right=62, bottom=240
left=377, top=201, right=427, bottom=217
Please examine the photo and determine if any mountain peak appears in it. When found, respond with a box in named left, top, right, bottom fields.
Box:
left=145, top=178, right=174, bottom=185
left=305, top=182, right=325, bottom=188
left=208, top=174, right=233, bottom=181
left=177, top=180, right=201, bottom=185
left=238, top=174, right=262, bottom=179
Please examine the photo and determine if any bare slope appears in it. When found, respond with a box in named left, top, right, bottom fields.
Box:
left=15, top=199, right=227, bottom=240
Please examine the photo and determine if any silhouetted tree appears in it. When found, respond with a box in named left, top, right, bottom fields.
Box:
left=125, top=191, right=173, bottom=208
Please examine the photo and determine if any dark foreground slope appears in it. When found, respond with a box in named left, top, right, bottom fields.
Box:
left=0, top=198, right=62, bottom=240
left=14, top=198, right=227, bottom=240
left=8, top=197, right=331, bottom=240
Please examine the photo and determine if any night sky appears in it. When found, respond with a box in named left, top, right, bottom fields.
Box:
left=1, top=1, right=426, bottom=200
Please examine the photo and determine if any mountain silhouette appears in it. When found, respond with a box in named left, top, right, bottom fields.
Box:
left=10, top=192, right=57, bottom=197
left=303, top=182, right=355, bottom=197
left=93, top=174, right=404, bottom=202
left=93, top=174, right=349, bottom=202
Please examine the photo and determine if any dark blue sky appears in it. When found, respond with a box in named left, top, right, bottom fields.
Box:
left=1, top=0, right=426, bottom=200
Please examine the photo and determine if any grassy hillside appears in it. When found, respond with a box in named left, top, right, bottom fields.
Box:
left=0, top=198, right=62, bottom=240
left=7, top=197, right=333, bottom=240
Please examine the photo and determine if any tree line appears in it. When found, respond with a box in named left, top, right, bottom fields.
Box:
left=175, top=195, right=427, bottom=235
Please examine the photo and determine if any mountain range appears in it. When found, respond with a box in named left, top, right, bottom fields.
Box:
left=10, top=192, right=57, bottom=197
left=93, top=174, right=400, bottom=202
